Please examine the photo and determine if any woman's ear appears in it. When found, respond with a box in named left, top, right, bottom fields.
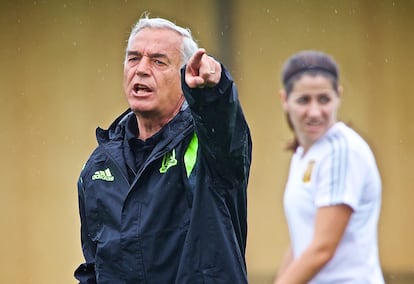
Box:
left=338, top=85, right=343, bottom=97
left=280, top=89, right=288, bottom=111
left=337, top=85, right=343, bottom=107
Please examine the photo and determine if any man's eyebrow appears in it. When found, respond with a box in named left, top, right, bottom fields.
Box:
left=126, top=50, right=140, bottom=56
left=149, top=53, right=168, bottom=59
left=126, top=51, right=168, bottom=60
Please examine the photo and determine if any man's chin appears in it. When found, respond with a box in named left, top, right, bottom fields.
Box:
left=130, top=107, right=156, bottom=118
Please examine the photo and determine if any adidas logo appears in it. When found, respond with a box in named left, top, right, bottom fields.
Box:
left=92, top=168, right=114, bottom=181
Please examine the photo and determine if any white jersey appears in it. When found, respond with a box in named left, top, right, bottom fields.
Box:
left=284, top=122, right=384, bottom=283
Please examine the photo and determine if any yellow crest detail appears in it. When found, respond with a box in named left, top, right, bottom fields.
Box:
left=302, top=160, right=315, bottom=183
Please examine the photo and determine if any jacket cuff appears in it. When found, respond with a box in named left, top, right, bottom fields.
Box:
left=181, top=64, right=234, bottom=106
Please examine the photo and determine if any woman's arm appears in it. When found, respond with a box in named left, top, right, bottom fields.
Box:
left=274, top=246, right=293, bottom=283
left=275, top=204, right=353, bottom=284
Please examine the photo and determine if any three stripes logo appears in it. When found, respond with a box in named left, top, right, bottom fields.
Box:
left=92, top=168, right=115, bottom=182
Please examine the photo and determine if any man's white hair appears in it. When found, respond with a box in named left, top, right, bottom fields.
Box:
left=125, top=14, right=199, bottom=66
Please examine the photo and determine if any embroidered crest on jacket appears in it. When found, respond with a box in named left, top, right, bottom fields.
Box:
left=159, top=149, right=178, bottom=173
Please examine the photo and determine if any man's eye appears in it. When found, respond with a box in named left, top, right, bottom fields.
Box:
left=153, top=59, right=166, bottom=66
left=128, top=57, right=138, bottom=62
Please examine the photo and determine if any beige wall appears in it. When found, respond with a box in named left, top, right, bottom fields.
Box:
left=1, top=1, right=413, bottom=283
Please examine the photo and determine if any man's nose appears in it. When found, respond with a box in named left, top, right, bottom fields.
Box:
left=135, top=57, right=150, bottom=76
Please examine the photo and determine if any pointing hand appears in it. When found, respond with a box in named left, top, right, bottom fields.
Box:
left=185, top=48, right=222, bottom=88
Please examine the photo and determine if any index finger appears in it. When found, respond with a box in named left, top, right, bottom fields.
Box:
left=187, top=48, right=206, bottom=74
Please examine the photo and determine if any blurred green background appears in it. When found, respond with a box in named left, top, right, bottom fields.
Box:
left=1, top=0, right=413, bottom=283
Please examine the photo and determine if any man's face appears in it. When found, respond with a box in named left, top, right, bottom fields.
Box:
left=123, top=28, right=183, bottom=120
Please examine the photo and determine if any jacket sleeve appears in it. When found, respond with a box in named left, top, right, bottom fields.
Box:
left=74, top=175, right=97, bottom=284
left=181, top=64, right=252, bottom=184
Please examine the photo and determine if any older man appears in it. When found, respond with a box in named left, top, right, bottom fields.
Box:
left=74, top=15, right=252, bottom=283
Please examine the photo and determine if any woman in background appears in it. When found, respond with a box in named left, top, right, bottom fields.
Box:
left=274, top=50, right=384, bottom=283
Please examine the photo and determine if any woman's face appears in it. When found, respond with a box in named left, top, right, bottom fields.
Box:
left=281, top=74, right=341, bottom=152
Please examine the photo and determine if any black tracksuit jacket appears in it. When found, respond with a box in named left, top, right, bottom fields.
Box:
left=75, top=66, right=252, bottom=283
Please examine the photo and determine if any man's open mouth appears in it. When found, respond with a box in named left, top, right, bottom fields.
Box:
left=134, top=83, right=152, bottom=93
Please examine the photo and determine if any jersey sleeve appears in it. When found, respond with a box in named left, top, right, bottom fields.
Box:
left=314, top=139, right=367, bottom=211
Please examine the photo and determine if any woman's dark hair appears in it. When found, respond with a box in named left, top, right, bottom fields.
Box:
left=281, top=50, right=340, bottom=152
